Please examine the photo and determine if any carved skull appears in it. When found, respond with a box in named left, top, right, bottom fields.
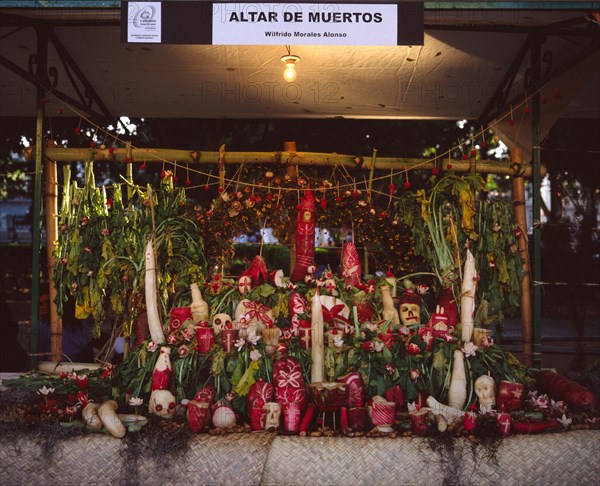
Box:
left=238, top=275, right=252, bottom=295
left=399, top=302, right=421, bottom=326
left=212, top=313, right=232, bottom=335
left=475, top=375, right=496, bottom=410
left=263, top=402, right=282, bottom=431
left=149, top=389, right=177, bottom=419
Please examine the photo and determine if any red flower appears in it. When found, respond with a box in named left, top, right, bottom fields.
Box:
left=100, top=364, right=114, bottom=379
left=409, top=369, right=420, bottom=381
left=65, top=405, right=78, bottom=417
left=77, top=391, right=89, bottom=407
left=361, top=341, right=374, bottom=351
left=407, top=343, right=420, bottom=355
left=106, top=197, right=113, bottom=208
left=76, top=374, right=89, bottom=389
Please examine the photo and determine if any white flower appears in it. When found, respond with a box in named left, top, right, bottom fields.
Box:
left=234, top=338, right=246, bottom=352
left=557, top=414, right=572, bottom=428
left=407, top=402, right=418, bottom=413
left=247, top=334, right=261, bottom=346
left=373, top=341, right=385, bottom=353
left=535, top=394, right=549, bottom=409
left=364, top=322, right=379, bottom=332
left=416, top=284, right=430, bottom=295
left=481, top=335, right=494, bottom=348
left=37, top=385, right=55, bottom=396
left=249, top=349, right=262, bottom=361
left=461, top=342, right=478, bottom=357
left=147, top=340, right=158, bottom=353
left=128, top=397, right=143, bottom=407
left=479, top=404, right=495, bottom=415
left=333, top=334, right=344, bottom=348
left=551, top=399, right=567, bottom=413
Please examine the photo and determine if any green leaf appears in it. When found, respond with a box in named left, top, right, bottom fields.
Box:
left=234, top=360, right=259, bottom=396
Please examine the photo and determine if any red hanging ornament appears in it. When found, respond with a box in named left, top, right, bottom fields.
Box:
left=320, top=198, right=327, bottom=210
left=185, top=179, right=192, bottom=186
left=108, top=146, right=115, bottom=154
left=204, top=184, right=210, bottom=191
left=140, top=163, right=147, bottom=170
left=462, top=154, right=468, bottom=160
left=388, top=182, right=395, bottom=195
left=74, top=127, right=81, bottom=134
left=218, top=186, right=224, bottom=193
left=124, top=157, right=131, bottom=164
left=403, top=181, right=411, bottom=190
left=470, top=149, right=477, bottom=157
left=508, top=119, right=516, bottom=127
left=173, top=174, right=179, bottom=182
left=431, top=167, right=439, bottom=176
left=90, top=141, right=96, bottom=149
left=446, top=163, right=453, bottom=170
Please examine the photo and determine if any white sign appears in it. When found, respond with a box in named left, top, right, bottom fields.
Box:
left=127, top=2, right=162, bottom=43
left=212, top=3, right=398, bottom=46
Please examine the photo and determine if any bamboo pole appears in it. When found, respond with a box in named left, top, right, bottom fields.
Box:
left=26, top=147, right=544, bottom=177
left=531, top=37, right=543, bottom=368
left=511, top=148, right=533, bottom=367
left=29, top=28, right=47, bottom=371
left=45, top=152, right=62, bottom=362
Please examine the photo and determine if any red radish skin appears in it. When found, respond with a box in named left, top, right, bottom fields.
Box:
left=512, top=419, right=561, bottom=434
left=299, top=404, right=316, bottom=436
left=536, top=371, right=598, bottom=411
left=290, top=190, right=316, bottom=282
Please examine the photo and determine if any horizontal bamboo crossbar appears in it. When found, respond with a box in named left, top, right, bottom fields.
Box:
left=28, top=147, right=543, bottom=177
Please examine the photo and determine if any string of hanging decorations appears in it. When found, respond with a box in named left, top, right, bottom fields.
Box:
left=32, top=80, right=553, bottom=196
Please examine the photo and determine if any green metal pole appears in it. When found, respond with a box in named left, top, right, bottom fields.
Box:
left=29, top=27, right=48, bottom=371
left=531, top=36, right=543, bottom=368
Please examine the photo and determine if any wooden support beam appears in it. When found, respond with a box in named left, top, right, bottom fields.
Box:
left=44, top=155, right=62, bottom=362
left=26, top=147, right=544, bottom=177
left=511, top=148, right=533, bottom=367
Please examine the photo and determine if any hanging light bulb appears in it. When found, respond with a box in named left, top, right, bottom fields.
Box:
left=281, top=46, right=300, bottom=82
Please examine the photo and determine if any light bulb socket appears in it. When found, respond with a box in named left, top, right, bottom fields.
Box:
left=281, top=54, right=300, bottom=65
